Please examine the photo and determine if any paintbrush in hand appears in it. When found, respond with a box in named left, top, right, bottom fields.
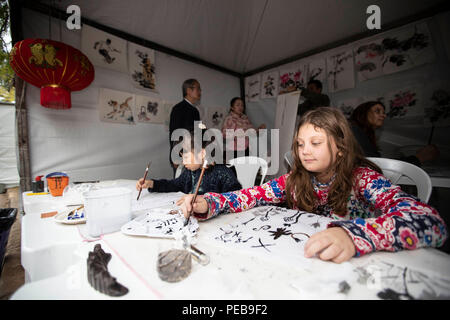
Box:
left=184, top=159, right=208, bottom=227
left=137, top=161, right=152, bottom=201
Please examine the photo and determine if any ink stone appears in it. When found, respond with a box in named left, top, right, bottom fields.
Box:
left=157, top=249, right=192, bottom=282
left=87, top=244, right=129, bottom=296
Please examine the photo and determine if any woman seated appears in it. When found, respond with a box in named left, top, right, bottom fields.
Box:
left=350, top=101, right=439, bottom=167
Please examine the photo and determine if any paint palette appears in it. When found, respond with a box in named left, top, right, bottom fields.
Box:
left=54, top=207, right=86, bottom=225
left=121, top=207, right=199, bottom=239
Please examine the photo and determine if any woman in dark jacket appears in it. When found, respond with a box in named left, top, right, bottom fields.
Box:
left=350, top=101, right=439, bottom=167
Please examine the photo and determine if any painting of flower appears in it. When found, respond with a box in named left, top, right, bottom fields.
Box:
left=278, top=64, right=306, bottom=95
left=386, top=90, right=418, bottom=118
left=354, top=39, right=384, bottom=81
left=381, top=22, right=435, bottom=75
left=261, top=71, right=279, bottom=99
left=129, top=42, right=157, bottom=92
left=385, top=87, right=424, bottom=119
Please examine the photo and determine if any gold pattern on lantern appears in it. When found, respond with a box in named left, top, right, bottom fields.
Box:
left=29, top=43, right=63, bottom=68
left=74, top=54, right=91, bottom=76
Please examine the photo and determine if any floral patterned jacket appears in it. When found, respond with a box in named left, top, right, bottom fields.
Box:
left=221, top=113, right=255, bottom=151
left=195, top=167, right=447, bottom=257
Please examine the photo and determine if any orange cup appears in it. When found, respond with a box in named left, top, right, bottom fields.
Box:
left=45, top=172, right=69, bottom=197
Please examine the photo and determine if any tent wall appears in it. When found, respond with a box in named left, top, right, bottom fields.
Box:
left=246, top=13, right=450, bottom=167
left=21, top=8, right=240, bottom=182
left=0, top=103, right=20, bottom=188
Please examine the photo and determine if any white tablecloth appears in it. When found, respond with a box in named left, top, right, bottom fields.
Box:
left=12, top=180, right=450, bottom=300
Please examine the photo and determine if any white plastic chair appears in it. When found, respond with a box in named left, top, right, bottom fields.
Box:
left=367, top=157, right=432, bottom=203
left=227, top=156, right=268, bottom=189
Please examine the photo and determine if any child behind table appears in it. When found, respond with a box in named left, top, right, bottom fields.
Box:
left=136, top=128, right=242, bottom=195
left=179, top=107, right=448, bottom=263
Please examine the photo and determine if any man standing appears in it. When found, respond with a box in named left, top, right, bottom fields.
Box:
left=297, top=79, right=330, bottom=117
left=169, top=79, right=202, bottom=175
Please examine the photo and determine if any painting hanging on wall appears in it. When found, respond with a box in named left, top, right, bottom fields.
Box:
left=82, top=25, right=128, bottom=74
left=354, top=22, right=435, bottom=81
left=384, top=87, right=422, bottom=119
left=424, top=87, right=450, bottom=127
left=206, top=106, right=227, bottom=130
left=278, top=64, right=306, bottom=95
left=261, top=71, right=279, bottom=99
left=335, top=97, right=364, bottom=119
left=128, top=42, right=157, bottom=92
left=135, top=95, right=164, bottom=124
left=354, top=38, right=385, bottom=82
left=381, top=22, right=435, bottom=75
left=307, top=58, right=326, bottom=84
left=99, top=88, right=136, bottom=124
left=246, top=75, right=261, bottom=102
left=326, top=49, right=355, bottom=93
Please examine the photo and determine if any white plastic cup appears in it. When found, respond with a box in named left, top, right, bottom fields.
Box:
left=83, top=187, right=132, bottom=237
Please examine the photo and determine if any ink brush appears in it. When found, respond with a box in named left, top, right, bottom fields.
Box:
left=137, top=161, right=151, bottom=201
left=184, top=159, right=208, bottom=227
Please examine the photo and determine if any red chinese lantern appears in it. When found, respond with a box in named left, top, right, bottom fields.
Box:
left=9, top=38, right=95, bottom=109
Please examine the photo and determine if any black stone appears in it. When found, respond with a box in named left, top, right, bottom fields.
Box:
left=87, top=244, right=129, bottom=297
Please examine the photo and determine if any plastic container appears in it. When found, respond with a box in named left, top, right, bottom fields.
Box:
left=0, top=208, right=18, bottom=276
left=83, top=187, right=132, bottom=237
left=46, top=172, right=69, bottom=196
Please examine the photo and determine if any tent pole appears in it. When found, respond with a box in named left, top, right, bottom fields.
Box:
left=10, top=0, right=32, bottom=195
left=14, top=77, right=31, bottom=194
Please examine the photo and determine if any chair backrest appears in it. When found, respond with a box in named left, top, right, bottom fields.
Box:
left=227, top=156, right=268, bottom=189
left=367, top=157, right=432, bottom=203
left=284, top=150, right=293, bottom=169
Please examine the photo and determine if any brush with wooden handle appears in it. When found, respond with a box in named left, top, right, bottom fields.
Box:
left=137, top=161, right=152, bottom=201
left=184, top=159, right=208, bottom=227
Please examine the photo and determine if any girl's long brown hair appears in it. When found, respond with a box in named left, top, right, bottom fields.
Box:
left=286, top=107, right=381, bottom=216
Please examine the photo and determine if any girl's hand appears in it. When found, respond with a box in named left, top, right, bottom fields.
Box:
left=176, top=195, right=186, bottom=206
left=136, top=178, right=153, bottom=190
left=304, top=227, right=356, bottom=263
left=179, top=194, right=208, bottom=219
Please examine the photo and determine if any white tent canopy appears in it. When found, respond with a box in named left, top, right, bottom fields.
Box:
left=39, top=0, right=446, bottom=74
